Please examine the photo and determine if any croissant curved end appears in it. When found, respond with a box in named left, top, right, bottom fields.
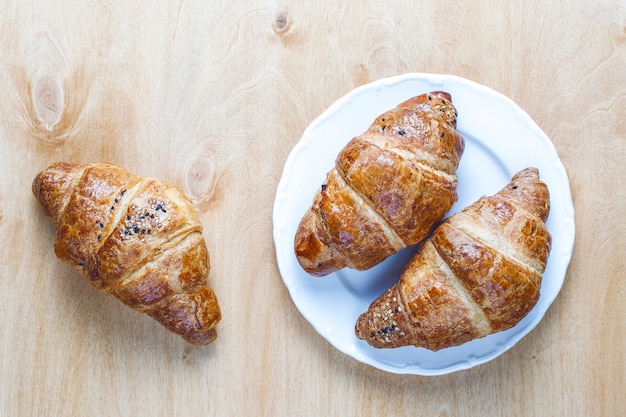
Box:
left=294, top=208, right=344, bottom=277
left=32, top=162, right=82, bottom=223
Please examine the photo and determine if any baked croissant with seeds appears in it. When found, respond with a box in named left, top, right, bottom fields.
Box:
left=355, top=168, right=551, bottom=351
left=295, top=91, right=465, bottom=277
left=32, top=162, right=221, bottom=345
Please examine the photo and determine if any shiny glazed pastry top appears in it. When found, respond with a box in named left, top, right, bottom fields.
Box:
left=355, top=168, right=551, bottom=351
left=32, top=162, right=221, bottom=345
left=295, top=91, right=465, bottom=276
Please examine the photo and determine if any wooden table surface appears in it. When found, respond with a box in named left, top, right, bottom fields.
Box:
left=1, top=1, right=624, bottom=416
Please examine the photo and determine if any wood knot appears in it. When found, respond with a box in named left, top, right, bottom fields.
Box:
left=185, top=156, right=219, bottom=211
left=273, top=12, right=290, bottom=33
left=32, top=75, right=64, bottom=130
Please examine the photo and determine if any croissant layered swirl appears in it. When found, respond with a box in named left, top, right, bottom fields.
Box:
left=355, top=168, right=551, bottom=351
left=32, top=162, right=221, bottom=345
left=295, top=91, right=465, bottom=276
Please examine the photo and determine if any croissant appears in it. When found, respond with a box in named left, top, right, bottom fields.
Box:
left=32, top=162, right=221, bottom=345
left=355, top=168, right=551, bottom=351
left=295, top=91, right=465, bottom=277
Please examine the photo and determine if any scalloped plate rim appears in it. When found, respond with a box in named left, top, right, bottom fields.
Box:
left=272, top=72, right=575, bottom=376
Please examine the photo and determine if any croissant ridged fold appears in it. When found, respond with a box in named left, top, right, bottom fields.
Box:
left=32, top=162, right=221, bottom=345
left=355, top=168, right=551, bottom=351
left=295, top=91, right=465, bottom=276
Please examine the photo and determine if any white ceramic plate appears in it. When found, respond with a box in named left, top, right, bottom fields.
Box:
left=272, top=73, right=575, bottom=375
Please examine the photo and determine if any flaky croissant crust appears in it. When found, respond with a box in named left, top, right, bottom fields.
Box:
left=33, top=162, right=221, bottom=345
left=355, top=168, right=551, bottom=351
left=295, top=91, right=465, bottom=276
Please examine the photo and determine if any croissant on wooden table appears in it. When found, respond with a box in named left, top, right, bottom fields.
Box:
left=355, top=168, right=551, bottom=351
left=32, top=162, right=221, bottom=345
left=295, top=91, right=465, bottom=277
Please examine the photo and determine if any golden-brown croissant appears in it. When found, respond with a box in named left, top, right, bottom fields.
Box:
left=355, top=168, right=551, bottom=350
left=32, top=162, right=221, bottom=345
left=295, top=91, right=465, bottom=276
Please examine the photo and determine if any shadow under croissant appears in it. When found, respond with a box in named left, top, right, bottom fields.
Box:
left=48, top=258, right=219, bottom=355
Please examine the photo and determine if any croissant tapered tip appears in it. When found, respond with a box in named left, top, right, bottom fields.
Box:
left=512, top=167, right=539, bottom=180
left=148, top=285, right=221, bottom=345
left=430, top=90, right=452, bottom=101
left=294, top=208, right=344, bottom=277
left=184, top=328, right=218, bottom=345
left=396, top=91, right=457, bottom=128
left=399, top=91, right=452, bottom=106
left=32, top=162, right=84, bottom=223
left=354, top=285, right=416, bottom=348
left=501, top=167, right=550, bottom=222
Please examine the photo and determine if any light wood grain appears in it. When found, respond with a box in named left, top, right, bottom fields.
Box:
left=1, top=1, right=625, bottom=416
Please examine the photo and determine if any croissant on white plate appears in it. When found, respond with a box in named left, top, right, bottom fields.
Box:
left=295, top=91, right=465, bottom=276
left=355, top=168, right=551, bottom=351
left=32, top=162, right=221, bottom=345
